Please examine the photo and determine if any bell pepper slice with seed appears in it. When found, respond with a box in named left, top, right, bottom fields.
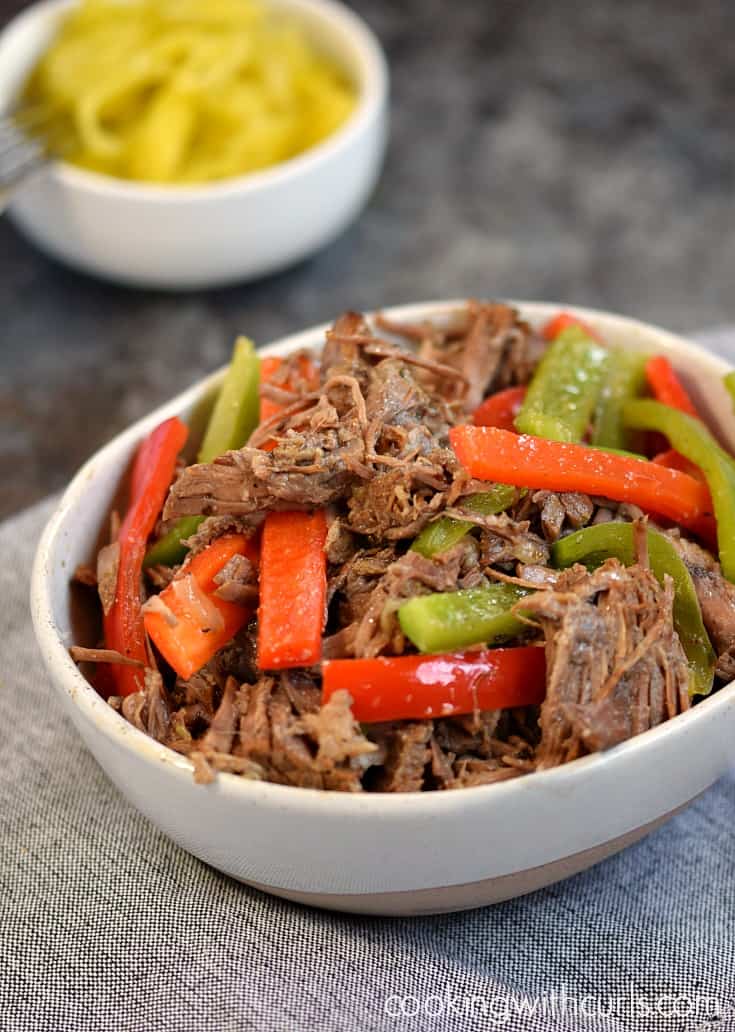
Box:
left=257, top=510, right=328, bottom=669
left=411, top=483, right=518, bottom=559
left=645, top=355, right=699, bottom=418
left=623, top=399, right=735, bottom=580
left=473, top=385, right=527, bottom=431
left=104, top=416, right=189, bottom=696
left=591, top=350, right=648, bottom=451
left=144, top=337, right=261, bottom=568
left=515, top=325, right=610, bottom=442
left=322, top=646, right=546, bottom=722
left=551, top=522, right=715, bottom=696
left=144, top=533, right=258, bottom=681
left=398, top=583, right=533, bottom=653
left=450, top=425, right=711, bottom=524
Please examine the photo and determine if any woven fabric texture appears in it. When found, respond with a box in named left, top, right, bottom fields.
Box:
left=2, top=331, right=735, bottom=1032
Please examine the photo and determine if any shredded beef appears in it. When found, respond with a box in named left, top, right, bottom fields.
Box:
left=347, top=465, right=453, bottom=540
left=332, top=541, right=485, bottom=658
left=519, top=559, right=690, bottom=769
left=212, top=553, right=258, bottom=605
left=164, top=316, right=463, bottom=537
left=320, top=310, right=373, bottom=388
left=438, top=301, right=545, bottom=411
left=371, top=722, right=432, bottom=792
left=201, top=675, right=240, bottom=754
left=450, top=760, right=524, bottom=788
left=145, top=563, right=176, bottom=590
left=475, top=513, right=549, bottom=568
left=669, top=534, right=735, bottom=679
left=329, top=545, right=399, bottom=619
left=176, top=676, right=377, bottom=791
left=324, top=517, right=358, bottom=565
left=182, top=515, right=261, bottom=556
left=295, top=690, right=379, bottom=768
left=121, top=668, right=171, bottom=741
left=365, top=357, right=455, bottom=440
left=164, top=435, right=360, bottom=519
left=531, top=491, right=595, bottom=542
left=280, top=669, right=322, bottom=715
left=80, top=301, right=729, bottom=794
left=69, top=646, right=144, bottom=668
left=210, top=626, right=259, bottom=687
left=96, top=540, right=119, bottom=615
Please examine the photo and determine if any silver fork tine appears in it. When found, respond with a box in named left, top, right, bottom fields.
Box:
left=0, top=109, right=51, bottom=209
left=5, top=104, right=52, bottom=131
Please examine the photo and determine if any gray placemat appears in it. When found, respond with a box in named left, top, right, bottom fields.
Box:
left=2, top=331, right=735, bottom=1032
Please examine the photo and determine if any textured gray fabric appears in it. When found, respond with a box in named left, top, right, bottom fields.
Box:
left=2, top=333, right=735, bottom=1032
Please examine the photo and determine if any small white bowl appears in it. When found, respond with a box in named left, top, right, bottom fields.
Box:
left=31, top=301, right=735, bottom=915
left=0, top=0, right=388, bottom=289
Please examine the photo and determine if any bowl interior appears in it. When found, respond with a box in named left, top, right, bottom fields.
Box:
left=32, top=299, right=735, bottom=805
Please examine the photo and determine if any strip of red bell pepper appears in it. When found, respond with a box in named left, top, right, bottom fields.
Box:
left=450, top=425, right=712, bottom=523
left=646, top=356, right=707, bottom=475
left=651, top=449, right=718, bottom=548
left=473, top=385, right=527, bottom=430
left=322, top=646, right=546, bottom=722
left=645, top=355, right=699, bottom=418
left=257, top=510, right=327, bottom=669
left=652, top=447, right=705, bottom=479
left=541, top=311, right=602, bottom=342
left=104, top=416, right=188, bottom=696
left=144, top=533, right=258, bottom=680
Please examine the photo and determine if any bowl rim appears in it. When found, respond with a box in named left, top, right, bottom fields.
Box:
left=0, top=0, right=389, bottom=202
left=30, top=298, right=735, bottom=817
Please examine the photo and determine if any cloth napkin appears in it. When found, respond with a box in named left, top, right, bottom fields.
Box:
left=2, top=331, right=735, bottom=1032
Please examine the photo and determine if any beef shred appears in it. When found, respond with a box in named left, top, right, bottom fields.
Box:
left=519, top=559, right=690, bottom=768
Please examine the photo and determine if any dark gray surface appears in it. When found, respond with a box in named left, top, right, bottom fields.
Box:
left=3, top=0, right=735, bottom=519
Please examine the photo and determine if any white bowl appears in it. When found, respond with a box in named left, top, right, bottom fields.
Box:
left=31, top=301, right=735, bottom=915
left=0, top=0, right=388, bottom=289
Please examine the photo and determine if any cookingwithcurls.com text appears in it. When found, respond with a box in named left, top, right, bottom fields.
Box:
left=382, top=985, right=724, bottom=1024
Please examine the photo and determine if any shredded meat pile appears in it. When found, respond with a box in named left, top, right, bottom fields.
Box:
left=520, top=557, right=690, bottom=768
left=73, top=301, right=728, bottom=793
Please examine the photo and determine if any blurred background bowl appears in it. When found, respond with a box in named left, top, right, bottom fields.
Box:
left=0, top=0, right=388, bottom=289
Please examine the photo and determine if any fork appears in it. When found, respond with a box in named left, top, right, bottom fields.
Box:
left=0, top=107, right=52, bottom=212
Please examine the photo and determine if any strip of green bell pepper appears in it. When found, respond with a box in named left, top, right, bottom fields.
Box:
left=515, top=325, right=610, bottom=442
left=411, top=484, right=518, bottom=559
left=143, top=337, right=260, bottom=568
left=398, top=583, right=533, bottom=654
left=551, top=522, right=715, bottom=696
left=623, top=398, right=735, bottom=581
left=591, top=350, right=647, bottom=450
